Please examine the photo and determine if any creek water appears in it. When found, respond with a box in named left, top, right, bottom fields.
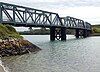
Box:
left=1, top=35, right=100, bottom=72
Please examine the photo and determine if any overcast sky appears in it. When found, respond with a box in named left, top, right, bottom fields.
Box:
left=0, top=0, right=100, bottom=31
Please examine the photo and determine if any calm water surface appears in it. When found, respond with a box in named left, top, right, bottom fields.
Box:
left=1, top=35, right=100, bottom=72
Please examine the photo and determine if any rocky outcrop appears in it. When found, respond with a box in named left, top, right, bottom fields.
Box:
left=0, top=39, right=41, bottom=57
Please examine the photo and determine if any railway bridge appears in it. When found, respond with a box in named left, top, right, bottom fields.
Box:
left=0, top=2, right=91, bottom=41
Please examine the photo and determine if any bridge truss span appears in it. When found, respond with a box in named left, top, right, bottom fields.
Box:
left=0, top=2, right=92, bottom=41
left=0, top=2, right=91, bottom=30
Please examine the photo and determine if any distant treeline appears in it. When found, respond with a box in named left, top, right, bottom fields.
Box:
left=91, top=25, right=100, bottom=36
left=19, top=25, right=100, bottom=36
left=19, top=29, right=50, bottom=35
left=19, top=28, right=75, bottom=35
left=92, top=25, right=100, bottom=33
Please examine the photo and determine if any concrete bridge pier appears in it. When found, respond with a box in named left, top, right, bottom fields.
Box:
left=50, top=27, right=55, bottom=41
left=50, top=27, right=66, bottom=41
left=83, top=29, right=88, bottom=38
left=83, top=30, right=91, bottom=38
left=61, top=27, right=66, bottom=41
left=87, top=30, right=91, bottom=37
left=75, top=29, right=79, bottom=38
left=29, top=27, right=33, bottom=32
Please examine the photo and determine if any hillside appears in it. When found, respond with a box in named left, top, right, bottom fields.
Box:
left=0, top=24, right=22, bottom=39
left=92, top=25, right=100, bottom=36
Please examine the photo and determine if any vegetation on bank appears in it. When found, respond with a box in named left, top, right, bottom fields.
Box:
left=92, top=25, right=100, bottom=33
left=92, top=25, right=100, bottom=36
left=0, top=24, right=23, bottom=39
left=92, top=27, right=100, bottom=33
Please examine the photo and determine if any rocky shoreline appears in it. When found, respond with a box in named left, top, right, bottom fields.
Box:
left=0, top=38, right=41, bottom=57
left=0, top=24, right=41, bottom=57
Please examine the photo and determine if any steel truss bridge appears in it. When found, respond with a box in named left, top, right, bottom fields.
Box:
left=0, top=2, right=92, bottom=41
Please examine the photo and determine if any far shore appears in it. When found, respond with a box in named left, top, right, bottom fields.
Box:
left=19, top=33, right=100, bottom=36
left=91, top=33, right=100, bottom=36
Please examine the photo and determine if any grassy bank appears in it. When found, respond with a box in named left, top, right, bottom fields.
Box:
left=0, top=24, right=22, bottom=39
left=92, top=25, right=100, bottom=36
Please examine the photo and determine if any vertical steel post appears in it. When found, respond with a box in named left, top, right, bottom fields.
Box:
left=25, top=9, right=27, bottom=23
left=13, top=6, right=15, bottom=25
left=0, top=2, right=2, bottom=23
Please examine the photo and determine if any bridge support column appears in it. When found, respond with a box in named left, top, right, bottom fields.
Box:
left=83, top=30, right=87, bottom=38
left=61, top=27, right=66, bottom=41
left=50, top=27, right=55, bottom=41
left=29, top=27, right=33, bottom=32
left=75, top=29, right=79, bottom=38
left=87, top=30, right=91, bottom=37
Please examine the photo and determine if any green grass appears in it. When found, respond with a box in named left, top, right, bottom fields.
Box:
left=0, top=24, right=23, bottom=39
left=92, top=25, right=100, bottom=33
left=92, top=27, right=100, bottom=33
